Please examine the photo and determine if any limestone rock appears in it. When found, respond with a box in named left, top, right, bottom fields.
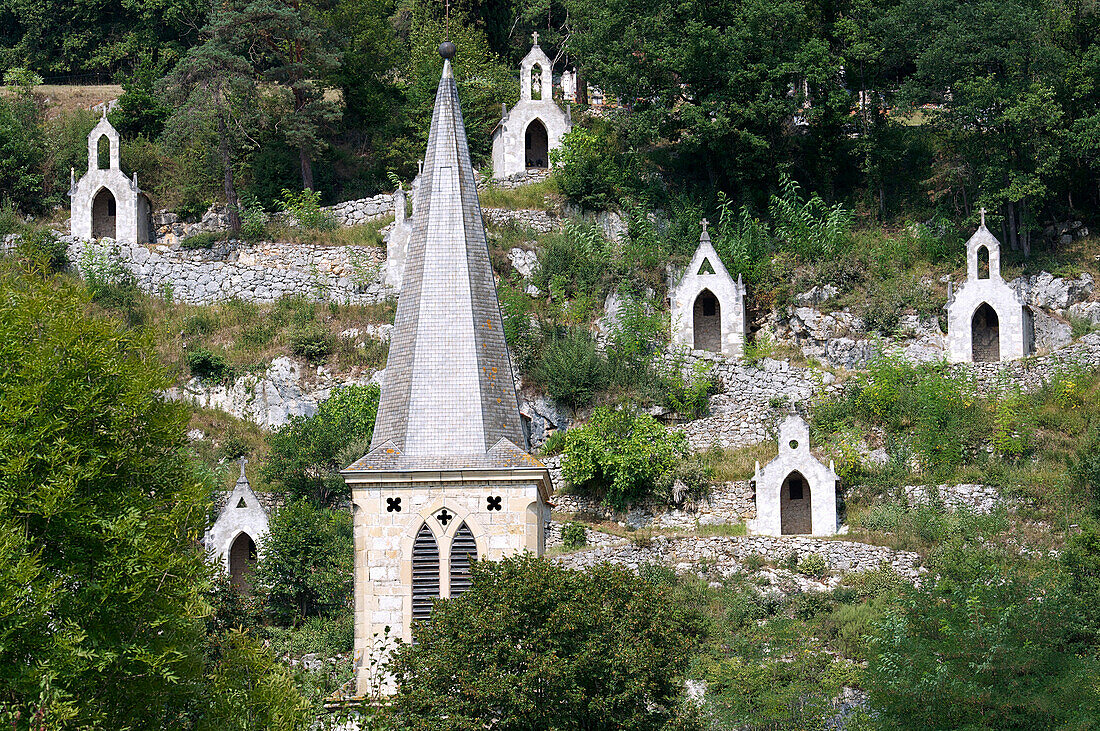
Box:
left=1010, top=271, right=1094, bottom=311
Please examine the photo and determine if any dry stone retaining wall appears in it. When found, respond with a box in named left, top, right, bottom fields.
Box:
left=67, top=238, right=390, bottom=305
left=552, top=534, right=924, bottom=584
left=552, top=480, right=756, bottom=530
left=482, top=207, right=560, bottom=233
left=961, top=331, right=1100, bottom=394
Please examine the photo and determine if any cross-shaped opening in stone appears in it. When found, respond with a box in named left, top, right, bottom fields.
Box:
left=486, top=495, right=502, bottom=511
left=437, top=508, right=454, bottom=526
left=386, top=496, right=402, bottom=513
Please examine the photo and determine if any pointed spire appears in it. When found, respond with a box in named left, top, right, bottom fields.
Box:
left=368, top=43, right=525, bottom=457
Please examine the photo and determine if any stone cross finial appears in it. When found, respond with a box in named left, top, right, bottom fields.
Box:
left=532, top=31, right=539, bottom=46
left=444, top=0, right=451, bottom=39
left=238, top=456, right=248, bottom=481
left=700, top=218, right=709, bottom=234
left=979, top=207, right=986, bottom=227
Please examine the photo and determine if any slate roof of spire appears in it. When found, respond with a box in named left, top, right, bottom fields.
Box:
left=356, top=48, right=530, bottom=471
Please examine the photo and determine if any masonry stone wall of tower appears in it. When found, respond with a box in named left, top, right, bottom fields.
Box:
left=670, top=224, right=748, bottom=357
left=749, top=415, right=838, bottom=537
left=70, top=114, right=153, bottom=245
left=343, top=42, right=551, bottom=697
left=945, top=212, right=1035, bottom=363
left=491, top=36, right=572, bottom=179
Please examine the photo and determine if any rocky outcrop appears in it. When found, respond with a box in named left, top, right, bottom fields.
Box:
left=1010, top=272, right=1094, bottom=311
left=167, top=357, right=376, bottom=429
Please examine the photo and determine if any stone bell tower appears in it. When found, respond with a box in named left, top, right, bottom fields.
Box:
left=342, top=40, right=551, bottom=697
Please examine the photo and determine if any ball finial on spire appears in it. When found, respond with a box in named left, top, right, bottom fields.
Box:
left=439, top=40, right=456, bottom=59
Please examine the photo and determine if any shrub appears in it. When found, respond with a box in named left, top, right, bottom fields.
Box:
left=533, top=222, right=612, bottom=299
left=660, top=358, right=716, bottom=419
left=0, top=199, right=21, bottom=236
left=180, top=231, right=221, bottom=249
left=562, top=407, right=688, bottom=509
left=290, top=325, right=335, bottom=363
left=279, top=188, right=336, bottom=231
left=551, top=124, right=620, bottom=210
left=790, top=591, right=831, bottom=620
left=186, top=345, right=233, bottom=383
left=236, top=192, right=269, bottom=242
left=797, top=553, right=829, bottom=579
left=826, top=600, right=883, bottom=659
left=561, top=522, right=587, bottom=549
left=1072, top=435, right=1100, bottom=512
left=17, top=228, right=68, bottom=272
left=726, top=589, right=780, bottom=628
left=535, top=330, right=607, bottom=410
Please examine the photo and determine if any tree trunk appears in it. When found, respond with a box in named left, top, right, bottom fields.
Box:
left=1007, top=200, right=1019, bottom=251
left=575, top=69, right=588, bottom=105
left=218, top=111, right=242, bottom=231
left=299, top=146, right=314, bottom=191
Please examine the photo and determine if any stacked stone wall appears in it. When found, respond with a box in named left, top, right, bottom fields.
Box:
left=552, top=480, right=756, bottom=531
left=482, top=207, right=560, bottom=233
left=66, top=238, right=390, bottom=305
left=551, top=534, right=924, bottom=583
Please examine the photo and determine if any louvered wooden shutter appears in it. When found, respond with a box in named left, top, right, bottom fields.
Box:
left=411, top=523, right=439, bottom=624
left=449, top=522, right=478, bottom=598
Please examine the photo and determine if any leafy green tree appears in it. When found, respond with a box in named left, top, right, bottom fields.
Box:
left=866, top=554, right=1100, bottom=729
left=0, top=92, right=44, bottom=212
left=387, top=554, right=703, bottom=731
left=254, top=499, right=353, bottom=624
left=562, top=406, right=688, bottom=508
left=0, top=262, right=306, bottom=728
left=264, top=383, right=379, bottom=507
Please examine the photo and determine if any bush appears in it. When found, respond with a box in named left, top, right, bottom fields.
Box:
left=279, top=188, right=336, bottom=231
left=0, top=199, right=21, bottom=236
left=562, top=407, right=689, bottom=509
left=1072, top=435, right=1100, bottom=512
left=236, top=192, right=269, bottom=242
left=551, top=124, right=621, bottom=210
left=561, top=521, right=587, bottom=549
left=186, top=345, right=234, bottom=383
left=535, top=330, right=607, bottom=410
left=660, top=358, right=716, bottom=419
left=533, top=222, right=613, bottom=299
left=797, top=553, right=829, bottom=579
left=17, top=228, right=67, bottom=272
left=0, top=94, right=45, bottom=212
left=290, top=325, right=335, bottom=363
left=180, top=231, right=221, bottom=249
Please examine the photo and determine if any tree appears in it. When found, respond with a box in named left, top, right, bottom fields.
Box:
left=264, top=383, right=379, bottom=507
left=253, top=498, right=353, bottom=624
left=0, top=261, right=307, bottom=728
left=386, top=554, right=703, bottom=731
left=0, top=82, right=44, bottom=212
left=160, top=0, right=263, bottom=231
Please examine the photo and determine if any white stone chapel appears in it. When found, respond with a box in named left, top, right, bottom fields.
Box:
left=490, top=33, right=572, bottom=178
left=69, top=112, right=153, bottom=244
left=669, top=221, right=748, bottom=357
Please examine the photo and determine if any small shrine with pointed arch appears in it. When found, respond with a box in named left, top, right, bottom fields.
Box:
left=205, top=458, right=271, bottom=593
left=669, top=221, right=748, bottom=357
left=491, top=33, right=572, bottom=178
left=749, top=415, right=839, bottom=537
left=69, top=113, right=153, bottom=244
left=945, top=209, right=1034, bottom=363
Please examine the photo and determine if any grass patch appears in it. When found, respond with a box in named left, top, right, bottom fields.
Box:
left=478, top=178, right=559, bottom=210
left=696, top=522, right=747, bottom=537
left=266, top=217, right=392, bottom=247
left=186, top=407, right=272, bottom=493
left=703, top=442, right=780, bottom=483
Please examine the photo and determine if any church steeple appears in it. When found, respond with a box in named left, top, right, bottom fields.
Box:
left=364, top=43, right=526, bottom=460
